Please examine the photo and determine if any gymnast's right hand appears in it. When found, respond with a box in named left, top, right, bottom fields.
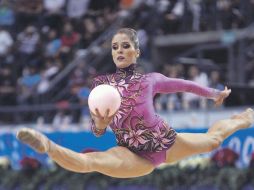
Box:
left=90, top=108, right=116, bottom=129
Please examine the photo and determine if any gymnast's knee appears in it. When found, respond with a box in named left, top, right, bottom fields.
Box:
left=208, top=119, right=230, bottom=131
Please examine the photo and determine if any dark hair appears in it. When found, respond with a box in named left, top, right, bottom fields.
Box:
left=114, top=28, right=139, bottom=50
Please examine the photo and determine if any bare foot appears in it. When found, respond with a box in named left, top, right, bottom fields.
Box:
left=16, top=128, right=50, bottom=153
left=231, top=108, right=254, bottom=128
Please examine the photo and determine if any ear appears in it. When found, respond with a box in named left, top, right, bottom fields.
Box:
left=136, top=49, right=140, bottom=58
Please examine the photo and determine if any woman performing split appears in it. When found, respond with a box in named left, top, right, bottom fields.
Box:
left=17, top=28, right=254, bottom=178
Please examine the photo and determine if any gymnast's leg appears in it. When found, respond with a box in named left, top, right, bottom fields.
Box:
left=165, top=108, right=254, bottom=164
left=16, top=129, right=154, bottom=178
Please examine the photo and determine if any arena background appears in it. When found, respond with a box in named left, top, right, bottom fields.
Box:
left=0, top=0, right=254, bottom=189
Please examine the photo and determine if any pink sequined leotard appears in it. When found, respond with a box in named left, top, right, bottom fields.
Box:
left=90, top=64, right=220, bottom=166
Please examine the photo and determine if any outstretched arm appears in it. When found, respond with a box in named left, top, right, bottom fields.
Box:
left=151, top=73, right=230, bottom=103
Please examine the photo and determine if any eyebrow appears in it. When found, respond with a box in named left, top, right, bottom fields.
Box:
left=112, top=41, right=130, bottom=45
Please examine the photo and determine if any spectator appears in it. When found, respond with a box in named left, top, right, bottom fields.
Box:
left=66, top=63, right=89, bottom=122
left=59, top=22, right=80, bottom=63
left=217, top=0, right=245, bottom=30
left=0, top=27, right=13, bottom=58
left=242, top=0, right=254, bottom=26
left=187, top=0, right=201, bottom=32
left=78, top=17, right=98, bottom=49
left=0, top=66, right=16, bottom=105
left=155, top=64, right=182, bottom=111
left=15, top=0, right=43, bottom=30
left=0, top=1, right=15, bottom=31
left=44, top=28, right=61, bottom=58
left=182, top=65, right=209, bottom=110
left=17, top=66, right=41, bottom=106
left=69, top=64, right=86, bottom=87
left=52, top=100, right=72, bottom=127
left=76, top=75, right=93, bottom=122
left=88, top=0, right=119, bottom=11
left=162, top=0, right=185, bottom=34
left=95, top=12, right=109, bottom=33
left=207, top=70, right=224, bottom=108
left=200, top=0, right=217, bottom=30
left=246, top=59, right=254, bottom=86
left=52, top=109, right=72, bottom=129
left=66, top=0, right=90, bottom=20
left=137, top=28, right=149, bottom=60
left=43, top=0, right=66, bottom=32
left=37, top=58, right=61, bottom=95
left=102, top=6, right=119, bottom=24
left=16, top=25, right=41, bottom=73
left=209, top=70, right=224, bottom=91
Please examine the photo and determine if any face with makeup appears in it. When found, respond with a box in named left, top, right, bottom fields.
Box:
left=111, top=32, right=140, bottom=69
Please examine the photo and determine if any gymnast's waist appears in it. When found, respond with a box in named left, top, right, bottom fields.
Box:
left=113, top=123, right=177, bottom=153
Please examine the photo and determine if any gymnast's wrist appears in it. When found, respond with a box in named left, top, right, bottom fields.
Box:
left=93, top=126, right=106, bottom=134
left=91, top=118, right=108, bottom=130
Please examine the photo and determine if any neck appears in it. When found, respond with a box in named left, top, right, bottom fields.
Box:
left=116, top=64, right=137, bottom=76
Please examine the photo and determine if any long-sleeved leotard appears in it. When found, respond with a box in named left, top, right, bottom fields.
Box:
left=90, top=64, right=220, bottom=166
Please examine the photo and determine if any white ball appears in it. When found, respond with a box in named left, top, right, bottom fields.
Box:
left=88, top=84, right=121, bottom=116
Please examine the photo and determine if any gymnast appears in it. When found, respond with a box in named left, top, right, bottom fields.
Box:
left=17, top=28, right=254, bottom=178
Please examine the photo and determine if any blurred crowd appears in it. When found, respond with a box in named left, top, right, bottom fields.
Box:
left=0, top=0, right=120, bottom=108
left=0, top=0, right=122, bottom=124
left=0, top=0, right=253, bottom=124
left=0, top=148, right=254, bottom=190
left=132, top=0, right=254, bottom=36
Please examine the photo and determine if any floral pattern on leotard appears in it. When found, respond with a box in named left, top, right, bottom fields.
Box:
left=112, top=117, right=176, bottom=153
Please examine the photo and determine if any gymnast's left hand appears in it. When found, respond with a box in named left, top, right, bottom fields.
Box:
left=90, top=108, right=116, bottom=129
left=214, top=86, right=231, bottom=107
